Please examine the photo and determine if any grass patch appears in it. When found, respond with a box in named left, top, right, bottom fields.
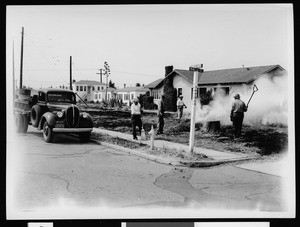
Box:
left=88, top=109, right=288, bottom=156
left=91, top=132, right=208, bottom=161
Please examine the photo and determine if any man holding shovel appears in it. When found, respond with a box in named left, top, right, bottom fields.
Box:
left=230, top=94, right=247, bottom=138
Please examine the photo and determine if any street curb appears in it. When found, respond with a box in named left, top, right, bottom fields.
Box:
left=90, top=139, right=256, bottom=168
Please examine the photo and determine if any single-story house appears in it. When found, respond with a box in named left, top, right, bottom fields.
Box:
left=114, top=86, right=150, bottom=106
left=147, top=64, right=286, bottom=111
left=93, top=87, right=116, bottom=102
left=72, top=80, right=107, bottom=102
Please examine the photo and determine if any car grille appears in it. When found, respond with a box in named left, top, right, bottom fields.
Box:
left=65, top=105, right=79, bottom=128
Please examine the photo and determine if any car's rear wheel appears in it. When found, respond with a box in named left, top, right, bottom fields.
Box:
left=31, top=105, right=42, bottom=127
left=43, top=121, right=54, bottom=143
left=79, top=132, right=91, bottom=142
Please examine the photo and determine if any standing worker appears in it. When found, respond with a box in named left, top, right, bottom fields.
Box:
left=131, top=98, right=143, bottom=140
left=230, top=94, right=247, bottom=138
left=177, top=95, right=187, bottom=119
left=156, top=94, right=165, bottom=135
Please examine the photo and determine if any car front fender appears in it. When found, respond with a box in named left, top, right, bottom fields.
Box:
left=38, top=112, right=56, bottom=130
left=78, top=112, right=93, bottom=128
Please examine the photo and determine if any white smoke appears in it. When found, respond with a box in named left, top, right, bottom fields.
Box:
left=195, top=72, right=288, bottom=126
left=195, top=89, right=232, bottom=125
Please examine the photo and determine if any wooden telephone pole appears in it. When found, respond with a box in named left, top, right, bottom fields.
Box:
left=19, top=27, right=24, bottom=89
left=96, top=68, right=103, bottom=83
left=70, top=56, right=72, bottom=90
left=188, top=64, right=204, bottom=154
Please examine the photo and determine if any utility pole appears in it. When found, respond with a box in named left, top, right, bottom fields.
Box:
left=188, top=64, right=204, bottom=154
left=96, top=68, right=103, bottom=83
left=13, top=40, right=15, bottom=101
left=104, top=61, right=110, bottom=101
left=70, top=56, right=72, bottom=90
left=19, top=27, right=24, bottom=89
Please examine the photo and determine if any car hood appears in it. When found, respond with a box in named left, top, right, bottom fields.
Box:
left=46, top=103, right=78, bottom=112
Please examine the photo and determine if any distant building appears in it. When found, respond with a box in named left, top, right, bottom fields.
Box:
left=72, top=80, right=106, bottom=102
left=93, top=87, right=116, bottom=102
left=146, top=64, right=286, bottom=111
left=115, top=86, right=150, bottom=106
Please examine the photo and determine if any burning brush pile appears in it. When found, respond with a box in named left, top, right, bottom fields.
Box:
left=160, top=72, right=289, bottom=156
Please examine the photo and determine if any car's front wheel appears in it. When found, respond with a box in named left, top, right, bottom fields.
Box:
left=79, top=132, right=91, bottom=142
left=43, top=121, right=54, bottom=143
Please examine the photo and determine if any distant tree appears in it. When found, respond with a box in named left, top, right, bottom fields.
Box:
left=136, top=83, right=141, bottom=87
left=108, top=80, right=115, bottom=88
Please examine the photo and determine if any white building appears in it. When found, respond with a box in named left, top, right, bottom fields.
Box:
left=146, top=65, right=286, bottom=111
left=93, top=87, right=116, bottom=102
left=114, top=86, right=150, bottom=106
left=72, top=80, right=106, bottom=102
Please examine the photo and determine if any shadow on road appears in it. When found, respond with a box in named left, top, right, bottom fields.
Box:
left=24, top=129, right=92, bottom=145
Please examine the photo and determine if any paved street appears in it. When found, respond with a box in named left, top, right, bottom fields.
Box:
left=6, top=126, right=288, bottom=219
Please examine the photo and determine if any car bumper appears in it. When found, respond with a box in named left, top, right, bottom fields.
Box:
left=52, top=128, right=93, bottom=133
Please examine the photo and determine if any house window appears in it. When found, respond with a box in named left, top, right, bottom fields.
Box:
left=76, top=86, right=79, bottom=91
left=178, top=88, right=182, bottom=96
left=131, top=94, right=134, bottom=100
left=124, top=94, right=130, bottom=100
left=94, top=94, right=98, bottom=99
left=84, top=86, right=86, bottom=91
left=153, top=89, right=160, bottom=99
left=118, top=94, right=123, bottom=100
left=213, top=87, right=230, bottom=95
left=98, top=86, right=100, bottom=91
left=107, top=94, right=110, bottom=100
left=199, top=87, right=207, bottom=95
left=101, top=86, right=104, bottom=90
left=80, top=86, right=83, bottom=91
left=92, top=87, right=95, bottom=91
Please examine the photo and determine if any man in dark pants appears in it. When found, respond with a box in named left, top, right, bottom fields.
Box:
left=131, top=98, right=142, bottom=140
left=230, top=94, right=247, bottom=138
left=156, top=95, right=165, bottom=135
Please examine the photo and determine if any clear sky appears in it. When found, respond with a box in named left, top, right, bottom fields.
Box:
left=6, top=4, right=293, bottom=89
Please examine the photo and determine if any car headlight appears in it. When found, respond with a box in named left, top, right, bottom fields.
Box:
left=57, top=111, right=63, bottom=118
left=82, top=112, right=88, bottom=118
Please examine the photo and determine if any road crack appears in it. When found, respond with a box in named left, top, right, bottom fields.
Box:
left=22, top=172, right=84, bottom=194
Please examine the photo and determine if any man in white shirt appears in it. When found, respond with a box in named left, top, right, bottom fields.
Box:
left=131, top=98, right=142, bottom=140
left=176, top=95, right=187, bottom=119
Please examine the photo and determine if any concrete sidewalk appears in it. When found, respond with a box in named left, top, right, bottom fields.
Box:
left=91, top=128, right=290, bottom=176
left=92, top=127, right=257, bottom=167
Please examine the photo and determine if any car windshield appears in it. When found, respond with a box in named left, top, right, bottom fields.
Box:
left=47, top=92, right=76, bottom=103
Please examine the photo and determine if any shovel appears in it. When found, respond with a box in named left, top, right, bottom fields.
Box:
left=246, top=84, right=258, bottom=107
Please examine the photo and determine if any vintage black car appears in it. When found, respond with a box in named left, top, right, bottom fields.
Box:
left=15, top=88, right=93, bottom=143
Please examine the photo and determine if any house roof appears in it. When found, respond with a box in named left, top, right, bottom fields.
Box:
left=38, top=88, right=75, bottom=94
left=115, top=86, right=150, bottom=93
left=107, top=87, right=116, bottom=92
left=171, top=65, right=285, bottom=85
left=73, top=80, right=106, bottom=86
left=144, top=78, right=164, bottom=88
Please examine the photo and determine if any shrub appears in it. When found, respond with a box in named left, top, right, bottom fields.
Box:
left=163, top=75, right=177, bottom=111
